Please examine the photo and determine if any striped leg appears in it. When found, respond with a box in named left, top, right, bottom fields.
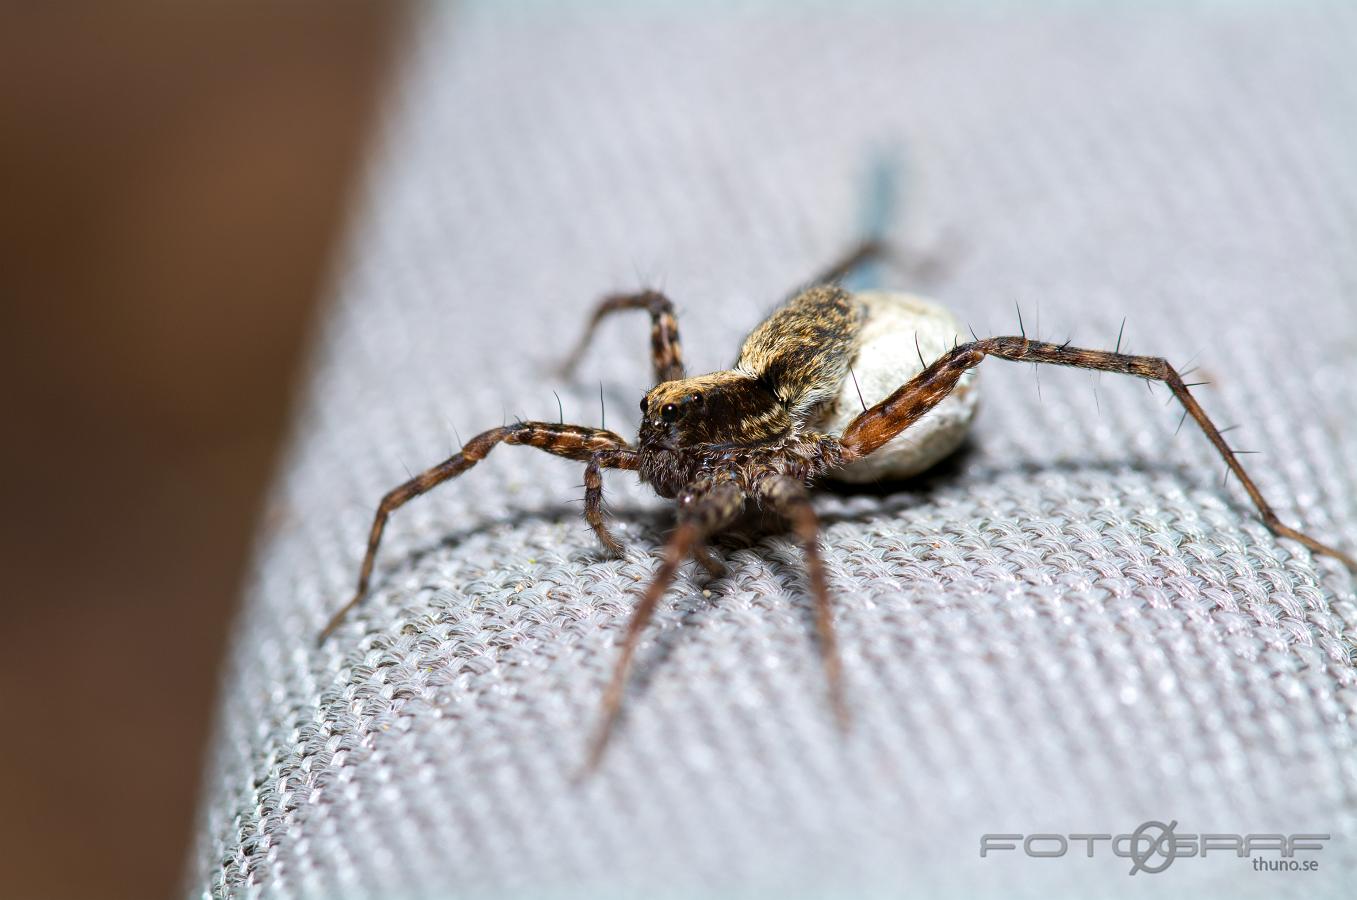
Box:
left=560, top=290, right=685, bottom=384
left=839, top=336, right=1356, bottom=570
left=758, top=474, right=848, bottom=729
left=319, top=422, right=635, bottom=644
left=582, top=479, right=745, bottom=772
left=584, top=450, right=633, bottom=555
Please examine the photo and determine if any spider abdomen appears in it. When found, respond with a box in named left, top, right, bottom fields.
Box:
left=818, top=291, right=978, bottom=483
left=736, top=284, right=864, bottom=417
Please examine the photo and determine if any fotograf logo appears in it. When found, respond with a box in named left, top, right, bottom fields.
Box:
left=979, top=822, right=1328, bottom=876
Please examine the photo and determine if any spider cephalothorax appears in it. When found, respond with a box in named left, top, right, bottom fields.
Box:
left=638, top=372, right=789, bottom=459
left=318, top=242, right=1356, bottom=771
left=635, top=285, right=863, bottom=499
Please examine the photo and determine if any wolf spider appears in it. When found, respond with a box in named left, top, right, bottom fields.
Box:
left=318, top=242, right=1355, bottom=770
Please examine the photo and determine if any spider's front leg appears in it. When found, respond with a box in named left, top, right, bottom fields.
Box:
left=318, top=422, right=636, bottom=644
left=757, top=474, right=848, bottom=729
left=583, top=479, right=745, bottom=772
left=560, top=290, right=686, bottom=384
left=838, top=336, right=1356, bottom=570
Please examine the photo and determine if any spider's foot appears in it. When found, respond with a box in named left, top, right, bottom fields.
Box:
left=317, top=592, right=363, bottom=646
left=694, top=545, right=727, bottom=579
left=575, top=715, right=615, bottom=782
left=593, top=533, right=627, bottom=559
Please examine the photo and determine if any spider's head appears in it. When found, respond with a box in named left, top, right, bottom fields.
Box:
left=638, top=371, right=789, bottom=451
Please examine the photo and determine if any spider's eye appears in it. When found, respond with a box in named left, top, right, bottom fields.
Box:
left=660, top=403, right=679, bottom=423
left=688, top=393, right=703, bottom=405
left=639, top=396, right=648, bottom=414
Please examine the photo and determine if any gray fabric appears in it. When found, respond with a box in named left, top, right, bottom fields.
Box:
left=188, top=4, right=1357, bottom=898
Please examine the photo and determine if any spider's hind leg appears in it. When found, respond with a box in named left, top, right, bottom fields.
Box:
left=801, top=238, right=893, bottom=291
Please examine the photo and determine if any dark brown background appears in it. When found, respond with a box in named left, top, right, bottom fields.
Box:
left=0, top=5, right=408, bottom=898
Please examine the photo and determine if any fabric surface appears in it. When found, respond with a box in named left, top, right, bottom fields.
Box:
left=188, top=4, right=1357, bottom=898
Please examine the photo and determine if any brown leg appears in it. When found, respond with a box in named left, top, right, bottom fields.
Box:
left=559, top=290, right=685, bottom=384
left=758, top=475, right=848, bottom=729
left=584, top=452, right=626, bottom=555
left=798, top=236, right=958, bottom=295
left=804, top=238, right=891, bottom=287
left=319, top=422, right=635, bottom=644
left=692, top=545, right=727, bottom=578
left=582, top=479, right=745, bottom=773
left=839, top=337, right=1356, bottom=570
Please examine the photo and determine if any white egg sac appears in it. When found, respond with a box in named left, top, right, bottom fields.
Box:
left=817, top=291, right=979, bottom=483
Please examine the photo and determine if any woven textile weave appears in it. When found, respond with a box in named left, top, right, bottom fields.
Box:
left=188, top=4, right=1357, bottom=898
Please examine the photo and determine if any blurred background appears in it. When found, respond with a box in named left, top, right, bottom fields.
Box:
left=0, top=5, right=408, bottom=898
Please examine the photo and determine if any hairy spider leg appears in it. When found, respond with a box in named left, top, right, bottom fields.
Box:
left=583, top=450, right=633, bottom=555
left=319, top=422, right=636, bottom=644
left=583, top=479, right=746, bottom=773
left=839, top=336, right=1356, bottom=570
left=560, top=290, right=686, bottom=384
left=791, top=234, right=956, bottom=301
left=800, top=238, right=892, bottom=293
left=560, top=241, right=897, bottom=388
left=692, top=544, right=727, bottom=578
left=758, top=474, right=848, bottom=729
